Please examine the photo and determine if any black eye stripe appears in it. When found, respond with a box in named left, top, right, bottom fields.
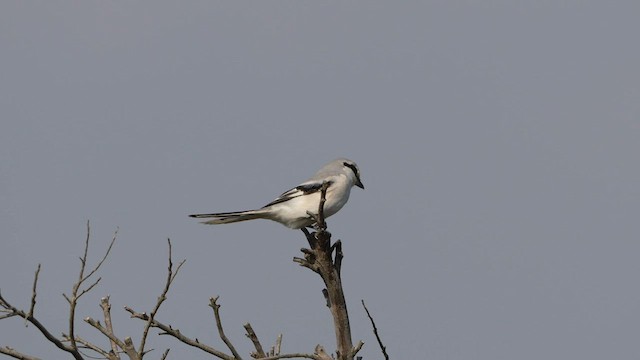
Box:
left=343, top=162, right=359, bottom=176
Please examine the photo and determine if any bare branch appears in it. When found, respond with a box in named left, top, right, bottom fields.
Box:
left=63, top=334, right=114, bottom=359
left=79, top=220, right=92, bottom=281
left=160, top=349, right=170, bottom=360
left=0, top=346, right=42, bottom=360
left=292, top=256, right=319, bottom=274
left=331, top=241, right=343, bottom=276
left=129, top=300, right=321, bottom=360
left=0, top=312, right=19, bottom=320
left=316, top=182, right=329, bottom=230
left=274, top=334, right=282, bottom=356
left=243, top=323, right=265, bottom=358
left=294, top=185, right=361, bottom=360
left=300, top=228, right=316, bottom=248
left=81, top=225, right=118, bottom=285
left=84, top=317, right=127, bottom=352
left=67, top=222, right=118, bottom=353
left=125, top=306, right=234, bottom=360
left=209, top=297, right=242, bottom=360
left=139, top=239, right=185, bottom=358
left=84, top=316, right=139, bottom=360
left=350, top=341, right=364, bottom=359
left=361, top=300, right=388, bottom=360
left=77, top=277, right=102, bottom=300
left=99, top=296, right=120, bottom=357
left=0, top=292, right=83, bottom=360
left=123, top=337, right=138, bottom=360
left=304, top=182, right=330, bottom=231
left=26, top=264, right=41, bottom=323
left=259, top=353, right=320, bottom=360
left=313, top=345, right=332, bottom=360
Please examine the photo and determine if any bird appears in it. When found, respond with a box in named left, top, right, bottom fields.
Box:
left=189, top=158, right=364, bottom=229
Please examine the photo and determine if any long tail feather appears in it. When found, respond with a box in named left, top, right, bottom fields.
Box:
left=189, top=210, right=268, bottom=225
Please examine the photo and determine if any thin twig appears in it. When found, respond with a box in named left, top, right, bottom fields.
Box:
left=77, top=277, right=103, bottom=300
left=160, top=349, right=170, bottom=360
left=1, top=224, right=121, bottom=360
left=64, top=334, right=113, bottom=359
left=361, top=300, right=389, bottom=360
left=0, top=312, right=19, bottom=320
left=26, top=264, right=41, bottom=324
left=67, top=222, right=118, bottom=353
left=0, top=292, right=83, bottom=360
left=67, top=221, right=87, bottom=352
left=125, top=306, right=234, bottom=360
left=0, top=346, right=42, bottom=360
left=81, top=227, right=118, bottom=286
left=139, top=239, right=185, bottom=358
left=258, top=354, right=320, bottom=360
left=84, top=317, right=127, bottom=353
left=84, top=317, right=139, bottom=360
left=209, top=297, right=242, bottom=360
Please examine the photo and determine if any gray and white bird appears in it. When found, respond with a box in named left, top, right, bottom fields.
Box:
left=189, top=158, right=364, bottom=229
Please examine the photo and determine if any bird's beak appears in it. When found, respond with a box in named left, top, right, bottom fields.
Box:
left=355, top=178, right=364, bottom=189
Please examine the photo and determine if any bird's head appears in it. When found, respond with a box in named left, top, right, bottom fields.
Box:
left=341, top=159, right=364, bottom=189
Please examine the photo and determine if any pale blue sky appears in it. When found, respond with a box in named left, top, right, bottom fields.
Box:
left=2, top=2, right=639, bottom=359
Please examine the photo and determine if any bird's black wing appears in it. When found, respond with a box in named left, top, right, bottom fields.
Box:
left=261, top=180, right=332, bottom=208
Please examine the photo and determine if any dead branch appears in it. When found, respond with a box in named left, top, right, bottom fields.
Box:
left=100, top=296, right=120, bottom=358
left=122, top=338, right=138, bottom=360
left=160, top=349, right=170, bottom=360
left=209, top=296, right=242, bottom=360
left=125, top=306, right=234, bottom=360
left=265, top=333, right=282, bottom=357
left=259, top=354, right=321, bottom=360
left=274, top=334, right=282, bottom=356
left=301, top=181, right=331, bottom=234
left=1, top=192, right=373, bottom=360
left=62, top=334, right=115, bottom=359
left=312, top=345, right=332, bottom=360
left=138, top=239, right=186, bottom=358
left=127, top=300, right=325, bottom=360
left=0, top=346, right=41, bottom=360
left=65, top=221, right=117, bottom=353
left=293, top=184, right=362, bottom=360
left=361, top=300, right=388, bottom=360
left=243, top=323, right=265, bottom=358
left=82, top=239, right=185, bottom=360
left=0, top=223, right=125, bottom=360
left=83, top=317, right=129, bottom=356
left=26, top=264, right=41, bottom=325
left=0, top=279, right=84, bottom=360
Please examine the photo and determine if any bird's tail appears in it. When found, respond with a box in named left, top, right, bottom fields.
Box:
left=188, top=209, right=270, bottom=225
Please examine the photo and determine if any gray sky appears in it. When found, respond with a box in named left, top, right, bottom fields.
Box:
left=2, top=2, right=639, bottom=359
